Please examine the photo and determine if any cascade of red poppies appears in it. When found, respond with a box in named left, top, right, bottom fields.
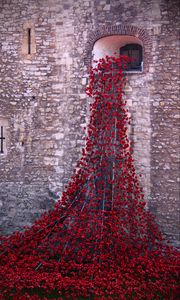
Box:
left=0, top=55, right=179, bottom=300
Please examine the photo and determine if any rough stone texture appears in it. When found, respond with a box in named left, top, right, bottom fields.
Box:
left=149, top=0, right=180, bottom=247
left=0, top=0, right=179, bottom=247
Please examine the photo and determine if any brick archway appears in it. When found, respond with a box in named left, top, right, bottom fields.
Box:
left=84, top=25, right=152, bottom=73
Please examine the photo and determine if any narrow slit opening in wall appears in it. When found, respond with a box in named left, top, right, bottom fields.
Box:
left=27, top=28, right=31, bottom=54
left=0, top=126, right=5, bottom=154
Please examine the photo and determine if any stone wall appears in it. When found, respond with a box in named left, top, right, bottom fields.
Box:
left=0, top=0, right=179, bottom=246
left=149, top=0, right=180, bottom=246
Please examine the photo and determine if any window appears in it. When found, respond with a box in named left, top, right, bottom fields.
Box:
left=0, top=119, right=8, bottom=156
left=22, top=22, right=36, bottom=58
left=27, top=28, right=31, bottom=54
left=120, top=44, right=143, bottom=71
left=0, top=126, right=5, bottom=154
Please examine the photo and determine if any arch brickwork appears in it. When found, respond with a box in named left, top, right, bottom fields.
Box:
left=84, top=25, right=152, bottom=73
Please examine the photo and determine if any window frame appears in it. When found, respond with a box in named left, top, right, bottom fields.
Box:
left=120, top=43, right=143, bottom=73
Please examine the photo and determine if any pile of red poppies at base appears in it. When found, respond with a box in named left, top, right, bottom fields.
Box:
left=0, top=55, right=179, bottom=300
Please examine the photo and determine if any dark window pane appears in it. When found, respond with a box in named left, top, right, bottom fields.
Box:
left=120, top=44, right=143, bottom=71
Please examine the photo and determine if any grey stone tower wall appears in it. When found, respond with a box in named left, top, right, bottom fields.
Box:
left=0, top=0, right=179, bottom=246
left=149, top=0, right=179, bottom=246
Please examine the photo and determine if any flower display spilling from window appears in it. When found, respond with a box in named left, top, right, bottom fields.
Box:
left=0, top=55, right=179, bottom=299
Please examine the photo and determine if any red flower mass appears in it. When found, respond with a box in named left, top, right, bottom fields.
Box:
left=0, top=55, right=179, bottom=299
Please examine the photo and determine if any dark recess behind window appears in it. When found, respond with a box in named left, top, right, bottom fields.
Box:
left=120, top=44, right=143, bottom=71
left=27, top=28, right=31, bottom=54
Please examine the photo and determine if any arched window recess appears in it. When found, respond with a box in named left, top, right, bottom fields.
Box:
left=92, top=36, right=144, bottom=74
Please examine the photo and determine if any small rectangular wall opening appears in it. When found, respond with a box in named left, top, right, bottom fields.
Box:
left=0, top=119, right=8, bottom=157
left=27, top=28, right=31, bottom=54
left=22, top=22, right=36, bottom=58
left=0, top=126, right=5, bottom=153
